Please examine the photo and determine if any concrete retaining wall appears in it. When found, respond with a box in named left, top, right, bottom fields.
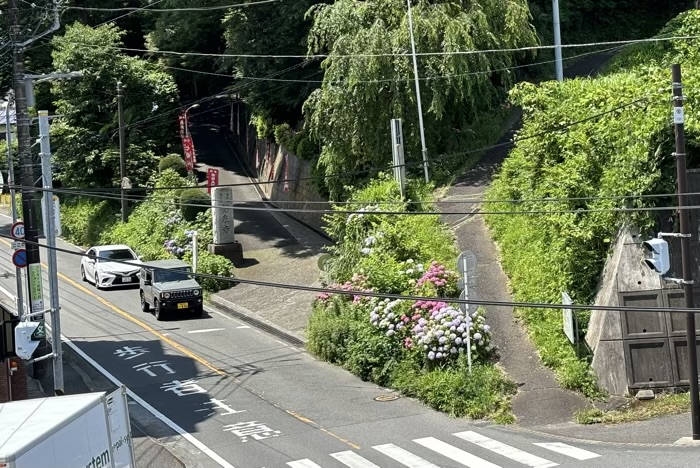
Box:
left=232, top=117, right=329, bottom=234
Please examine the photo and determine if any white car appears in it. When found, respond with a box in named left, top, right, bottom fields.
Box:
left=80, top=244, right=142, bottom=289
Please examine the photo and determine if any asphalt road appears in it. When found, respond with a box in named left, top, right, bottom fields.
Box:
left=1, top=217, right=699, bottom=467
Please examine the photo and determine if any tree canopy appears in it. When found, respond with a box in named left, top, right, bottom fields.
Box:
left=50, top=23, right=179, bottom=188
left=303, top=0, right=538, bottom=197
left=223, top=0, right=326, bottom=125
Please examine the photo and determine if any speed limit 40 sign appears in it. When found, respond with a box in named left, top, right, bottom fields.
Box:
left=10, top=221, right=25, bottom=240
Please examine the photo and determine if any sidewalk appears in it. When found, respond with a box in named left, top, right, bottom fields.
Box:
left=191, top=121, right=328, bottom=343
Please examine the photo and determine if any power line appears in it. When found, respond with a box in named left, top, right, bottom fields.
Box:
left=3, top=231, right=697, bottom=315
left=162, top=45, right=626, bottom=84
left=56, top=34, right=700, bottom=60
left=6, top=180, right=693, bottom=217
left=63, top=0, right=283, bottom=12
left=51, top=93, right=656, bottom=193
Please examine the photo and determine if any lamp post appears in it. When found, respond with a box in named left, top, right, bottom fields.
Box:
left=183, top=103, right=200, bottom=138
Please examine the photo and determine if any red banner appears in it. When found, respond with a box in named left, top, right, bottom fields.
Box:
left=178, top=113, right=187, bottom=138
left=182, top=136, right=195, bottom=171
left=207, top=168, right=219, bottom=193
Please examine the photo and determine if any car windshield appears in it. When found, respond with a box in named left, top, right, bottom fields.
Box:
left=98, top=249, right=136, bottom=262
left=155, top=268, right=191, bottom=282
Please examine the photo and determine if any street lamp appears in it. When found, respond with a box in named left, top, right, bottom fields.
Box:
left=183, top=103, right=200, bottom=138
left=213, top=94, right=237, bottom=134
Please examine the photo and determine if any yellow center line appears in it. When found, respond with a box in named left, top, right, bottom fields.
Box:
left=0, top=237, right=360, bottom=448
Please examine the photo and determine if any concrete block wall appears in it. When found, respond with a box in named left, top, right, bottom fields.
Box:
left=235, top=123, right=329, bottom=233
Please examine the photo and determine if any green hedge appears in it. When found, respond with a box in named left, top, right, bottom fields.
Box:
left=179, top=188, right=210, bottom=222
left=159, top=154, right=187, bottom=176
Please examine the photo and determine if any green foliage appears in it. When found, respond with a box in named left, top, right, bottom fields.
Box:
left=187, top=250, right=235, bottom=293
left=179, top=188, right=210, bottom=222
left=323, top=176, right=456, bottom=285
left=146, top=0, right=231, bottom=99
left=307, top=176, right=512, bottom=420
left=391, top=358, right=517, bottom=422
left=50, top=23, right=179, bottom=188
left=159, top=154, right=187, bottom=176
left=483, top=11, right=700, bottom=397
left=304, top=0, right=537, bottom=197
left=60, top=198, right=119, bottom=247
left=100, top=169, right=192, bottom=260
left=223, top=1, right=324, bottom=124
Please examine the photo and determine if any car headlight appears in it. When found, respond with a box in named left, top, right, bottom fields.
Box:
left=162, top=292, right=171, bottom=299
left=193, top=289, right=200, bottom=296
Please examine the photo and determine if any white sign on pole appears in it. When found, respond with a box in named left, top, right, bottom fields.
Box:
left=107, top=386, right=136, bottom=468
left=562, top=291, right=576, bottom=344
left=457, top=250, right=477, bottom=276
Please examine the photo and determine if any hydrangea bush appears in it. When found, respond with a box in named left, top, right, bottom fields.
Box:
left=307, top=177, right=513, bottom=421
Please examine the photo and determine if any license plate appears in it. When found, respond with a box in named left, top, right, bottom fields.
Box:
left=177, top=302, right=188, bottom=309
left=122, top=277, right=132, bottom=283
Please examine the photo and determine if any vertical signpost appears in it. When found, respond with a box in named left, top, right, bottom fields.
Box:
left=457, top=250, right=477, bottom=375
left=390, top=118, right=406, bottom=198
left=206, top=168, right=219, bottom=194
left=562, top=291, right=579, bottom=355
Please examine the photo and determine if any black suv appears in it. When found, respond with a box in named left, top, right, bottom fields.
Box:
left=139, top=259, right=203, bottom=320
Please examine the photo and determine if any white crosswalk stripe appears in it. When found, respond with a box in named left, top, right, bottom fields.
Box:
left=331, top=451, right=380, bottom=468
left=414, top=437, right=502, bottom=468
left=454, top=431, right=558, bottom=468
left=373, top=443, right=440, bottom=468
left=287, top=459, right=324, bottom=468
left=289, top=432, right=602, bottom=468
left=533, top=443, right=601, bottom=461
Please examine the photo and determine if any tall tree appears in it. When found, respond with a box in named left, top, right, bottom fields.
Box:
left=146, top=0, right=231, bottom=99
left=223, top=0, right=327, bottom=125
left=304, top=0, right=538, bottom=197
left=50, top=22, right=180, bottom=188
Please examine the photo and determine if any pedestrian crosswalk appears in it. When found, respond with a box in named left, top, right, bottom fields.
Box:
left=286, top=431, right=601, bottom=468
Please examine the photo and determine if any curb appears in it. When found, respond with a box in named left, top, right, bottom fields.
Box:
left=501, top=421, right=689, bottom=449
left=206, top=294, right=306, bottom=347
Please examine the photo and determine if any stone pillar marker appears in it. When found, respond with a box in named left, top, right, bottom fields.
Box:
left=208, top=186, right=243, bottom=264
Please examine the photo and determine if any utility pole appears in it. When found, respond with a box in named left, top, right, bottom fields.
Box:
left=406, top=0, right=429, bottom=183
left=38, top=110, right=63, bottom=395
left=9, top=0, right=45, bottom=321
left=552, top=0, right=563, bottom=82
left=9, top=0, right=47, bottom=380
left=4, top=94, right=24, bottom=319
left=671, top=63, right=700, bottom=440
left=117, top=82, right=128, bottom=222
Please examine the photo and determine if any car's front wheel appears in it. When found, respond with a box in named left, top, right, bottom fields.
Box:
left=94, top=273, right=102, bottom=290
left=154, top=299, right=165, bottom=321
left=194, top=305, right=204, bottom=318
left=140, top=292, right=150, bottom=312
left=80, top=265, right=86, bottom=282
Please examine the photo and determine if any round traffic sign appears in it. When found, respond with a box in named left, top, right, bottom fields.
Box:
left=12, top=249, right=27, bottom=268
left=10, top=221, right=25, bottom=240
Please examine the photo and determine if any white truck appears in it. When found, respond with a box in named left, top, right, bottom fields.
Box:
left=0, top=387, right=136, bottom=468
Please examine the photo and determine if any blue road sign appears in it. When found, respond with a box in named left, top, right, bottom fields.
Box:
left=12, top=249, right=27, bottom=268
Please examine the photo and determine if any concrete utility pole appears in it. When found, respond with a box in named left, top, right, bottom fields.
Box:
left=406, top=0, right=430, bottom=183
left=4, top=95, right=24, bottom=319
left=9, top=0, right=45, bottom=321
left=552, top=0, right=563, bottom=82
left=38, top=110, right=63, bottom=395
left=671, top=63, right=700, bottom=440
left=117, top=82, right=128, bottom=223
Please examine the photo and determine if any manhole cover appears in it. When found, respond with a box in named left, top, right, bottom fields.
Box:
left=374, top=394, right=399, bottom=402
